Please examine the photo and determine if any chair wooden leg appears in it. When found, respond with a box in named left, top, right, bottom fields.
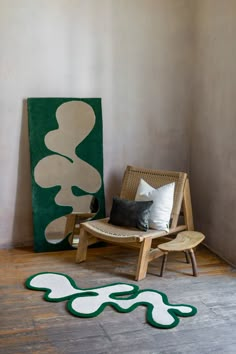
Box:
left=135, top=238, right=152, bottom=281
left=184, top=250, right=190, bottom=264
left=64, top=214, right=77, bottom=245
left=160, top=253, right=168, bottom=277
left=189, top=248, right=198, bottom=276
left=75, top=228, right=89, bottom=263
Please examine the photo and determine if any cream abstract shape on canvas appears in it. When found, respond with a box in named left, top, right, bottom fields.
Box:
left=34, top=101, right=102, bottom=211
left=28, top=97, right=104, bottom=251
left=33, top=101, right=102, bottom=243
left=26, top=272, right=197, bottom=329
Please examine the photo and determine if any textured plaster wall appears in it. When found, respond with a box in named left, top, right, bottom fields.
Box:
left=0, top=0, right=193, bottom=247
left=191, top=0, right=236, bottom=266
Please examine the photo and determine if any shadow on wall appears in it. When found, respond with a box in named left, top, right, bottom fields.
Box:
left=11, top=100, right=33, bottom=248
left=104, top=169, right=123, bottom=215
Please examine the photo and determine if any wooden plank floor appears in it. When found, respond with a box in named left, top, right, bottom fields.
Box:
left=0, top=244, right=236, bottom=354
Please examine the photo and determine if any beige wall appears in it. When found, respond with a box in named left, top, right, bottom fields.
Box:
left=2, top=0, right=235, bottom=268
left=191, top=0, right=236, bottom=266
left=0, top=0, right=193, bottom=247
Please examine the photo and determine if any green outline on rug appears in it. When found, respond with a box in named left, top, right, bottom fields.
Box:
left=25, top=272, right=139, bottom=302
left=25, top=272, right=197, bottom=329
left=67, top=289, right=197, bottom=329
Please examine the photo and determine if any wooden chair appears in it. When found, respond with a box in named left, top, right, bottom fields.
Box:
left=65, top=212, right=96, bottom=247
left=75, top=165, right=194, bottom=280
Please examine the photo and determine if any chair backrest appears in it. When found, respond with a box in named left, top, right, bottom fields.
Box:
left=120, top=165, right=188, bottom=229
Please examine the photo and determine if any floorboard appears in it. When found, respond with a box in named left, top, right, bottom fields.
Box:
left=0, top=244, right=235, bottom=354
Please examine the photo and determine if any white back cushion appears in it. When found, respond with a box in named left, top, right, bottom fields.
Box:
left=135, top=179, right=175, bottom=232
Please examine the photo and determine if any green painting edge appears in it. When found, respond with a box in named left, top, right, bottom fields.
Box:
left=27, top=98, right=106, bottom=252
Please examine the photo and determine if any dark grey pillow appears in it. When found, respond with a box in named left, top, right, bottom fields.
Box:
left=109, top=197, right=153, bottom=231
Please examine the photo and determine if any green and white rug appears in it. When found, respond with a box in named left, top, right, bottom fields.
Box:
left=25, top=272, right=197, bottom=329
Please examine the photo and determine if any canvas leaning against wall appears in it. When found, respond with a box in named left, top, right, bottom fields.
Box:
left=27, top=98, right=105, bottom=252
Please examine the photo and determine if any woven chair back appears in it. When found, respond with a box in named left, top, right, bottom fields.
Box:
left=120, top=165, right=187, bottom=229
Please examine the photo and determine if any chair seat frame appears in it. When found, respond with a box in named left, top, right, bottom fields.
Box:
left=75, top=165, right=194, bottom=280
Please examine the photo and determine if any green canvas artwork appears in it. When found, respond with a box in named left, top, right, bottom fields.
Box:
left=28, top=98, right=105, bottom=252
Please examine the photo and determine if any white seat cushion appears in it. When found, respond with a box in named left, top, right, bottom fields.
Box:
left=135, top=179, right=175, bottom=232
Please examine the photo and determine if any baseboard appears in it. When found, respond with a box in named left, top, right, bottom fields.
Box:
left=202, top=241, right=236, bottom=269
left=0, top=240, right=33, bottom=250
